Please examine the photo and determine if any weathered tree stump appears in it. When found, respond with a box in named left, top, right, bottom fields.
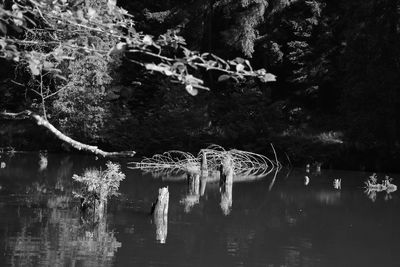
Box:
left=151, top=187, right=169, bottom=243
left=151, top=187, right=169, bottom=217
left=220, top=153, right=234, bottom=185
left=200, top=150, right=208, bottom=179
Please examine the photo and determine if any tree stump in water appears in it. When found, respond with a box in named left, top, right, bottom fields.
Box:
left=151, top=187, right=169, bottom=217
left=220, top=153, right=234, bottom=185
left=151, top=187, right=169, bottom=243
left=219, top=153, right=234, bottom=215
left=200, top=150, right=208, bottom=179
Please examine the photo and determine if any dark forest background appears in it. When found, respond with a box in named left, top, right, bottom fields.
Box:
left=1, top=0, right=400, bottom=171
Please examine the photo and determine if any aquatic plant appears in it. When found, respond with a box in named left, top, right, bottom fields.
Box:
left=73, top=162, right=125, bottom=219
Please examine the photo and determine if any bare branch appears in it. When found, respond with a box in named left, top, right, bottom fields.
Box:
left=0, top=110, right=136, bottom=158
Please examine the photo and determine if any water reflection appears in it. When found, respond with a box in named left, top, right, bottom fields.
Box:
left=333, top=178, right=341, bottom=189
left=0, top=155, right=122, bottom=266
left=364, top=188, right=396, bottom=202
left=153, top=215, right=168, bottom=244
left=6, top=195, right=121, bottom=266
left=220, top=182, right=233, bottom=216
left=1, top=154, right=400, bottom=267
left=38, top=151, right=48, bottom=172
left=180, top=173, right=200, bottom=213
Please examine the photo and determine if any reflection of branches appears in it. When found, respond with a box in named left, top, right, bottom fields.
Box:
left=364, top=188, right=378, bottom=202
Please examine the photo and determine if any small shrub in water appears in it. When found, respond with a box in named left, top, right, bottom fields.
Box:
left=73, top=162, right=125, bottom=218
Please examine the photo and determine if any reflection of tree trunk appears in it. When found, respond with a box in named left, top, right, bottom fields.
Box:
left=189, top=173, right=200, bottom=195
left=97, top=184, right=108, bottom=220
left=181, top=174, right=201, bottom=213
left=200, top=177, right=207, bottom=196
left=154, top=215, right=168, bottom=244
left=220, top=182, right=232, bottom=216
left=0, top=110, right=136, bottom=157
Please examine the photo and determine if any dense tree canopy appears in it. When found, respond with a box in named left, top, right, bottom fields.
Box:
left=1, top=0, right=400, bottom=170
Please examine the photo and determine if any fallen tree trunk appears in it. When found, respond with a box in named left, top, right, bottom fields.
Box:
left=0, top=110, right=136, bottom=157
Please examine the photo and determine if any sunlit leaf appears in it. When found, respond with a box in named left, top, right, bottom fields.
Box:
left=218, top=74, right=230, bottom=82
left=236, top=63, right=245, bottom=72
left=43, top=61, right=54, bottom=69
left=143, top=35, right=153, bottom=46
left=263, top=73, right=277, bottom=82
left=116, top=42, right=125, bottom=50
left=28, top=61, right=40, bottom=75
left=87, top=7, right=96, bottom=19
left=185, top=84, right=198, bottom=96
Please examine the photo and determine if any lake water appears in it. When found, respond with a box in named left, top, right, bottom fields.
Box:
left=0, top=153, right=399, bottom=267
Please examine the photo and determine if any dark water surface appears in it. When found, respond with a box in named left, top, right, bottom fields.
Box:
left=0, top=153, right=399, bottom=267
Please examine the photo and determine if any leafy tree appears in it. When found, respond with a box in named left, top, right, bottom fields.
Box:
left=0, top=0, right=274, bottom=156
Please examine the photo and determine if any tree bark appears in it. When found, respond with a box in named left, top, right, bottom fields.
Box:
left=0, top=110, right=136, bottom=157
left=220, top=153, right=234, bottom=185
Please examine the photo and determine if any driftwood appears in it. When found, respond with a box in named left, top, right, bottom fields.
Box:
left=1, top=110, right=136, bottom=157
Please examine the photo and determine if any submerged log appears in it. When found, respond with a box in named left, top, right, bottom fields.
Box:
left=0, top=110, right=136, bottom=158
left=220, top=153, right=234, bottom=185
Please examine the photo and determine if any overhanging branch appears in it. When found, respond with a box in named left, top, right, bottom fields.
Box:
left=1, top=110, right=136, bottom=158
